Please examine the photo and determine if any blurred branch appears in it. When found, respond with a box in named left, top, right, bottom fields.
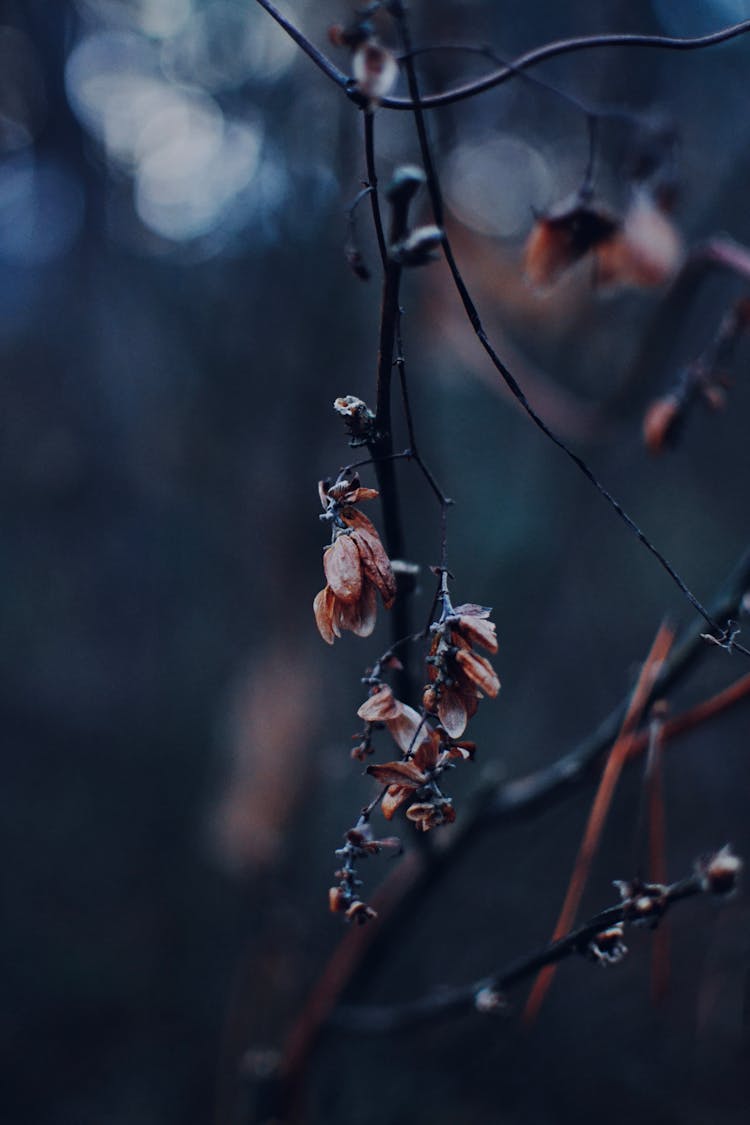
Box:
left=332, top=860, right=737, bottom=1033
left=391, top=1, right=728, bottom=637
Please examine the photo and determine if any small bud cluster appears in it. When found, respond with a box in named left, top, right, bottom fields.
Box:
left=328, top=818, right=402, bottom=924
left=614, top=878, right=668, bottom=928
left=696, top=844, right=742, bottom=896
left=314, top=471, right=397, bottom=644
left=587, top=923, right=628, bottom=966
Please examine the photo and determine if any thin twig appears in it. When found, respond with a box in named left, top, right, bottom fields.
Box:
left=378, top=21, right=750, bottom=110
left=523, top=622, right=674, bottom=1024
left=253, top=2, right=750, bottom=113
left=363, top=111, right=387, bottom=268
left=392, top=2, right=729, bottom=636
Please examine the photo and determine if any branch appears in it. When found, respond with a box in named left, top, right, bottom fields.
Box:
left=379, top=21, right=750, bottom=110
left=332, top=858, right=739, bottom=1033
left=253, top=1, right=750, bottom=113
left=391, top=2, right=731, bottom=636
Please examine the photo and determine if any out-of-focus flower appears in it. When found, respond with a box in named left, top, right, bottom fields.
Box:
left=314, top=475, right=396, bottom=644
left=523, top=194, right=618, bottom=288
left=595, top=189, right=683, bottom=290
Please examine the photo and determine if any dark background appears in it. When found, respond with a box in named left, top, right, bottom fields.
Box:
left=3, top=1, right=750, bottom=1122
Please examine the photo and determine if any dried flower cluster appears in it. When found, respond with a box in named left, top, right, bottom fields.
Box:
left=422, top=603, right=500, bottom=738
left=359, top=684, right=474, bottom=828
left=314, top=473, right=396, bottom=644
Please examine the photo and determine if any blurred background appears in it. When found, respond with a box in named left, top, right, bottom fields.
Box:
left=3, top=0, right=750, bottom=1122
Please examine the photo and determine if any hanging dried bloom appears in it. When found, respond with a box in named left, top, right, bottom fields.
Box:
left=523, top=195, right=618, bottom=288
left=361, top=688, right=471, bottom=827
left=314, top=475, right=396, bottom=644
left=424, top=604, right=500, bottom=738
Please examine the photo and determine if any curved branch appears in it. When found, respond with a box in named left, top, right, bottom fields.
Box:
left=253, top=2, right=750, bottom=113
left=380, top=21, right=750, bottom=110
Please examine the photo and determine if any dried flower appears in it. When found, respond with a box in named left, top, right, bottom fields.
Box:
left=361, top=687, right=470, bottom=828
left=345, top=899, right=378, bottom=924
left=314, top=475, right=396, bottom=644
left=334, top=395, right=376, bottom=445
left=424, top=604, right=500, bottom=738
left=588, top=923, right=628, bottom=966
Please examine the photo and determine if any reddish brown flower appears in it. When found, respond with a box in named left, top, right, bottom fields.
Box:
left=424, top=604, right=500, bottom=738
left=362, top=691, right=470, bottom=826
left=314, top=477, right=396, bottom=644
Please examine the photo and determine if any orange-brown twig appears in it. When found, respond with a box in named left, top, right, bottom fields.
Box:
left=523, top=622, right=675, bottom=1024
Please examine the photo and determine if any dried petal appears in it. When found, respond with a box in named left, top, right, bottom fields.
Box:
left=438, top=687, right=468, bottom=739
left=455, top=648, right=501, bottom=697
left=357, top=685, right=402, bottom=722
left=352, top=530, right=396, bottom=608
left=411, top=727, right=441, bottom=773
left=366, top=760, right=427, bottom=787
left=335, top=580, right=377, bottom=638
left=406, top=800, right=456, bottom=831
left=313, top=586, right=336, bottom=645
left=456, top=614, right=498, bottom=654
left=324, top=534, right=362, bottom=603
left=385, top=702, right=429, bottom=755
left=347, top=486, right=380, bottom=503
left=329, top=886, right=348, bottom=913
left=451, top=603, right=492, bottom=618
left=381, top=784, right=411, bottom=820
left=345, top=899, right=377, bottom=924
